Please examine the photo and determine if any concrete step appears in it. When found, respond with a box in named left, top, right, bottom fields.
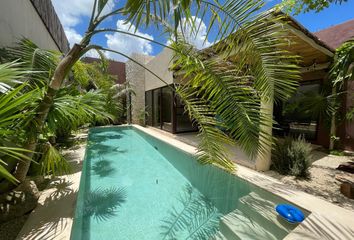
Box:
left=237, top=192, right=295, bottom=239
left=219, top=208, right=278, bottom=240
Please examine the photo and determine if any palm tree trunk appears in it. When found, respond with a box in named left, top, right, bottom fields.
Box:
left=13, top=44, right=84, bottom=183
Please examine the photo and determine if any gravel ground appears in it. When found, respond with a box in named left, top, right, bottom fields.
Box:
left=265, top=151, right=354, bottom=211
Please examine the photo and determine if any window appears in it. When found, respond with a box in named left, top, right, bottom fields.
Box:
left=175, top=93, right=198, bottom=132
left=274, top=82, right=320, bottom=140
left=145, top=85, right=198, bottom=133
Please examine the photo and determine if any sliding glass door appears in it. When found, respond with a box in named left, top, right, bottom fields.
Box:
left=145, top=85, right=198, bottom=133
left=161, top=86, right=173, bottom=131
left=152, top=89, right=161, bottom=128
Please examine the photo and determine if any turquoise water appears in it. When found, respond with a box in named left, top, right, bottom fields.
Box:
left=71, top=126, right=299, bottom=240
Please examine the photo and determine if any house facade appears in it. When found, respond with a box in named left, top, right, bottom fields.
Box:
left=126, top=14, right=354, bottom=158
left=0, top=0, right=69, bottom=53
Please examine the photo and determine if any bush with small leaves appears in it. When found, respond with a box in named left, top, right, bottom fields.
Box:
left=272, top=136, right=312, bottom=178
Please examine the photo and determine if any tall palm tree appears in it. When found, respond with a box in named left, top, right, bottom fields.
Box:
left=13, top=0, right=300, bottom=182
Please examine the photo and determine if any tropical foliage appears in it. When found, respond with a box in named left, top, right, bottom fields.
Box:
left=328, top=37, right=354, bottom=149
left=330, top=37, right=354, bottom=87
left=281, top=37, right=354, bottom=150
left=0, top=64, right=39, bottom=183
left=279, top=0, right=348, bottom=14
left=0, top=40, right=125, bottom=186
left=3, top=0, right=301, bottom=185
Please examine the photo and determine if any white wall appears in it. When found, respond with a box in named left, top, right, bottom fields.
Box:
left=0, top=0, right=59, bottom=51
left=145, top=48, right=174, bottom=91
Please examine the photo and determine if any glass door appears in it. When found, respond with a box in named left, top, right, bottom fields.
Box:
left=161, top=86, right=173, bottom=132
left=152, top=89, right=161, bottom=128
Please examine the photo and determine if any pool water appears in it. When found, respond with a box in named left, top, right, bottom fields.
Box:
left=71, top=126, right=301, bottom=240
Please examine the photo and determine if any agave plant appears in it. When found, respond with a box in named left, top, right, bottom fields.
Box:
left=10, top=0, right=300, bottom=183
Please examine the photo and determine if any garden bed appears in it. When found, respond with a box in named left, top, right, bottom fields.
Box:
left=265, top=151, right=354, bottom=211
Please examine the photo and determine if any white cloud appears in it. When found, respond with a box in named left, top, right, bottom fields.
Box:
left=105, top=20, right=154, bottom=61
left=64, top=28, right=83, bottom=47
left=52, top=0, right=115, bottom=28
left=168, top=16, right=211, bottom=49
left=85, top=49, right=101, bottom=58
left=53, top=0, right=114, bottom=49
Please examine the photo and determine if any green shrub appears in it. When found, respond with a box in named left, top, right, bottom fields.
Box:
left=272, top=136, right=312, bottom=178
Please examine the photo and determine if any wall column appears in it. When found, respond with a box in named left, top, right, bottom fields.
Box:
left=126, top=53, right=147, bottom=125
left=255, top=96, right=274, bottom=171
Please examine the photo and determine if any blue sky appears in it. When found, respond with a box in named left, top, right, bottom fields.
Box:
left=52, top=0, right=354, bottom=61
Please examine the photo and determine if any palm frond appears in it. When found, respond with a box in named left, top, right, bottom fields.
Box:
left=0, top=147, right=34, bottom=184
left=111, top=82, right=135, bottom=99
left=330, top=37, right=354, bottom=87
left=0, top=63, right=39, bottom=183
left=0, top=61, right=29, bottom=93
left=0, top=84, right=39, bottom=131
left=47, top=90, right=114, bottom=134
left=1, top=38, right=61, bottom=87
left=40, top=143, right=71, bottom=176
left=121, top=1, right=300, bottom=169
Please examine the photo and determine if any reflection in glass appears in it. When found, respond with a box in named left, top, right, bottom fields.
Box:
left=152, top=89, right=161, bottom=128
left=162, top=87, right=173, bottom=132
left=175, top=94, right=198, bottom=132
left=274, top=82, right=320, bottom=140
left=145, top=91, right=153, bottom=126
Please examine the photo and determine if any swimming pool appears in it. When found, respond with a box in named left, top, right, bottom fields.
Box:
left=71, top=126, right=304, bottom=239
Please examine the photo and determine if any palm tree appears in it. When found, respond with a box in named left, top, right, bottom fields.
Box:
left=0, top=41, right=123, bottom=186
left=12, top=0, right=300, bottom=182
left=328, top=37, right=354, bottom=150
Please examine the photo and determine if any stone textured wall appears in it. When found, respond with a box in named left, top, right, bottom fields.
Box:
left=126, top=53, right=152, bottom=124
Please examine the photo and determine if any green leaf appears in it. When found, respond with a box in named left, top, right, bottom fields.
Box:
left=98, top=0, right=109, bottom=15
left=0, top=163, right=18, bottom=184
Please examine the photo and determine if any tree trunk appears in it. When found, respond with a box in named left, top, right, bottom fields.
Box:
left=329, top=86, right=337, bottom=151
left=13, top=44, right=84, bottom=183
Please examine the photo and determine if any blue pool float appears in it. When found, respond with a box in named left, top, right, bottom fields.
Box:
left=275, top=204, right=305, bottom=223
